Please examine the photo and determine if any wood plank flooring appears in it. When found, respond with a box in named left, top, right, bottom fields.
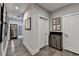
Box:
left=35, top=46, right=79, bottom=56
left=6, top=38, right=31, bottom=56
left=6, top=38, right=79, bottom=56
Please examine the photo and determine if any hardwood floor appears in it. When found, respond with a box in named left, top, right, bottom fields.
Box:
left=35, top=46, right=79, bottom=56
left=6, top=38, right=31, bottom=56
left=35, top=46, right=63, bottom=56
left=6, top=38, right=79, bottom=56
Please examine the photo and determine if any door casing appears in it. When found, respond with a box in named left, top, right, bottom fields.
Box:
left=38, top=15, right=49, bottom=49
left=63, top=12, right=79, bottom=54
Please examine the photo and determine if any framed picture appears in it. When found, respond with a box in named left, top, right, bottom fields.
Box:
left=18, top=25, right=22, bottom=35
left=10, top=24, right=17, bottom=39
left=52, top=19, right=56, bottom=24
left=52, top=25, right=56, bottom=30
left=57, top=25, right=61, bottom=31
left=25, top=17, right=31, bottom=30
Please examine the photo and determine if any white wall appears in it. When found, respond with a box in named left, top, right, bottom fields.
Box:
left=50, top=4, right=79, bottom=31
left=32, top=4, right=50, bottom=49
left=23, top=4, right=50, bottom=55
left=23, top=6, right=34, bottom=55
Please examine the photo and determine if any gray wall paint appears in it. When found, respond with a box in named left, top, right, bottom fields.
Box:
left=31, top=4, right=50, bottom=50
left=23, top=4, right=50, bottom=54
left=23, top=6, right=33, bottom=50
left=50, top=4, right=79, bottom=31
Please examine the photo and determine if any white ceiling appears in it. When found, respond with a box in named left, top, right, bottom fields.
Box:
left=5, top=3, right=31, bottom=17
left=5, top=3, right=71, bottom=17
left=38, top=3, right=71, bottom=12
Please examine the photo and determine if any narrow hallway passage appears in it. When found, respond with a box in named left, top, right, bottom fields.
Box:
left=6, top=38, right=31, bottom=56
left=3, top=3, right=79, bottom=56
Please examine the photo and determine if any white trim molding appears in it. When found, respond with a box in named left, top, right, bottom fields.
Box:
left=38, top=15, right=49, bottom=49
left=23, top=42, right=39, bottom=55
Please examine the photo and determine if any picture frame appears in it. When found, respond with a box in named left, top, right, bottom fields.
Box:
left=25, top=17, right=31, bottom=30
left=10, top=24, right=17, bottom=39
left=57, top=25, right=61, bottom=31
left=52, top=25, right=56, bottom=30
left=18, top=25, right=22, bottom=35
left=52, top=19, right=56, bottom=24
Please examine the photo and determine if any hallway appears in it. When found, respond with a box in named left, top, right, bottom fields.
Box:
left=6, top=38, right=31, bottom=56
left=6, top=38, right=79, bottom=56
left=1, top=3, right=79, bottom=56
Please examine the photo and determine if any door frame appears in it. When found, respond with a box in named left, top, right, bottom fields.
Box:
left=38, top=15, right=49, bottom=50
left=63, top=12, right=79, bottom=52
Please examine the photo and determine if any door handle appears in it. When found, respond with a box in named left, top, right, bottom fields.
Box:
left=65, top=34, right=68, bottom=37
left=65, top=34, right=70, bottom=38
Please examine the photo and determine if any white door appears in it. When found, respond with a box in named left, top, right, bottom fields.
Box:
left=38, top=17, right=49, bottom=49
left=63, top=13, right=79, bottom=54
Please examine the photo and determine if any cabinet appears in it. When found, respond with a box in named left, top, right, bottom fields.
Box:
left=49, top=32, right=63, bottom=50
left=52, top=17, right=61, bottom=31
left=49, top=17, right=62, bottom=50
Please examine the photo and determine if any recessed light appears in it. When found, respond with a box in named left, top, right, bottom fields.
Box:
left=13, top=16, right=16, bottom=18
left=15, top=6, right=19, bottom=10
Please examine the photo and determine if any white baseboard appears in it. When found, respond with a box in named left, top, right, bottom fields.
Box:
left=23, top=42, right=39, bottom=55
left=63, top=47, right=79, bottom=54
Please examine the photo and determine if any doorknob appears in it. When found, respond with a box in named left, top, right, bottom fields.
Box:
left=65, top=34, right=70, bottom=38
left=65, top=34, right=68, bottom=37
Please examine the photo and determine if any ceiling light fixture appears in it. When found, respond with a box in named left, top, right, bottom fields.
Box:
left=15, top=6, right=19, bottom=10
